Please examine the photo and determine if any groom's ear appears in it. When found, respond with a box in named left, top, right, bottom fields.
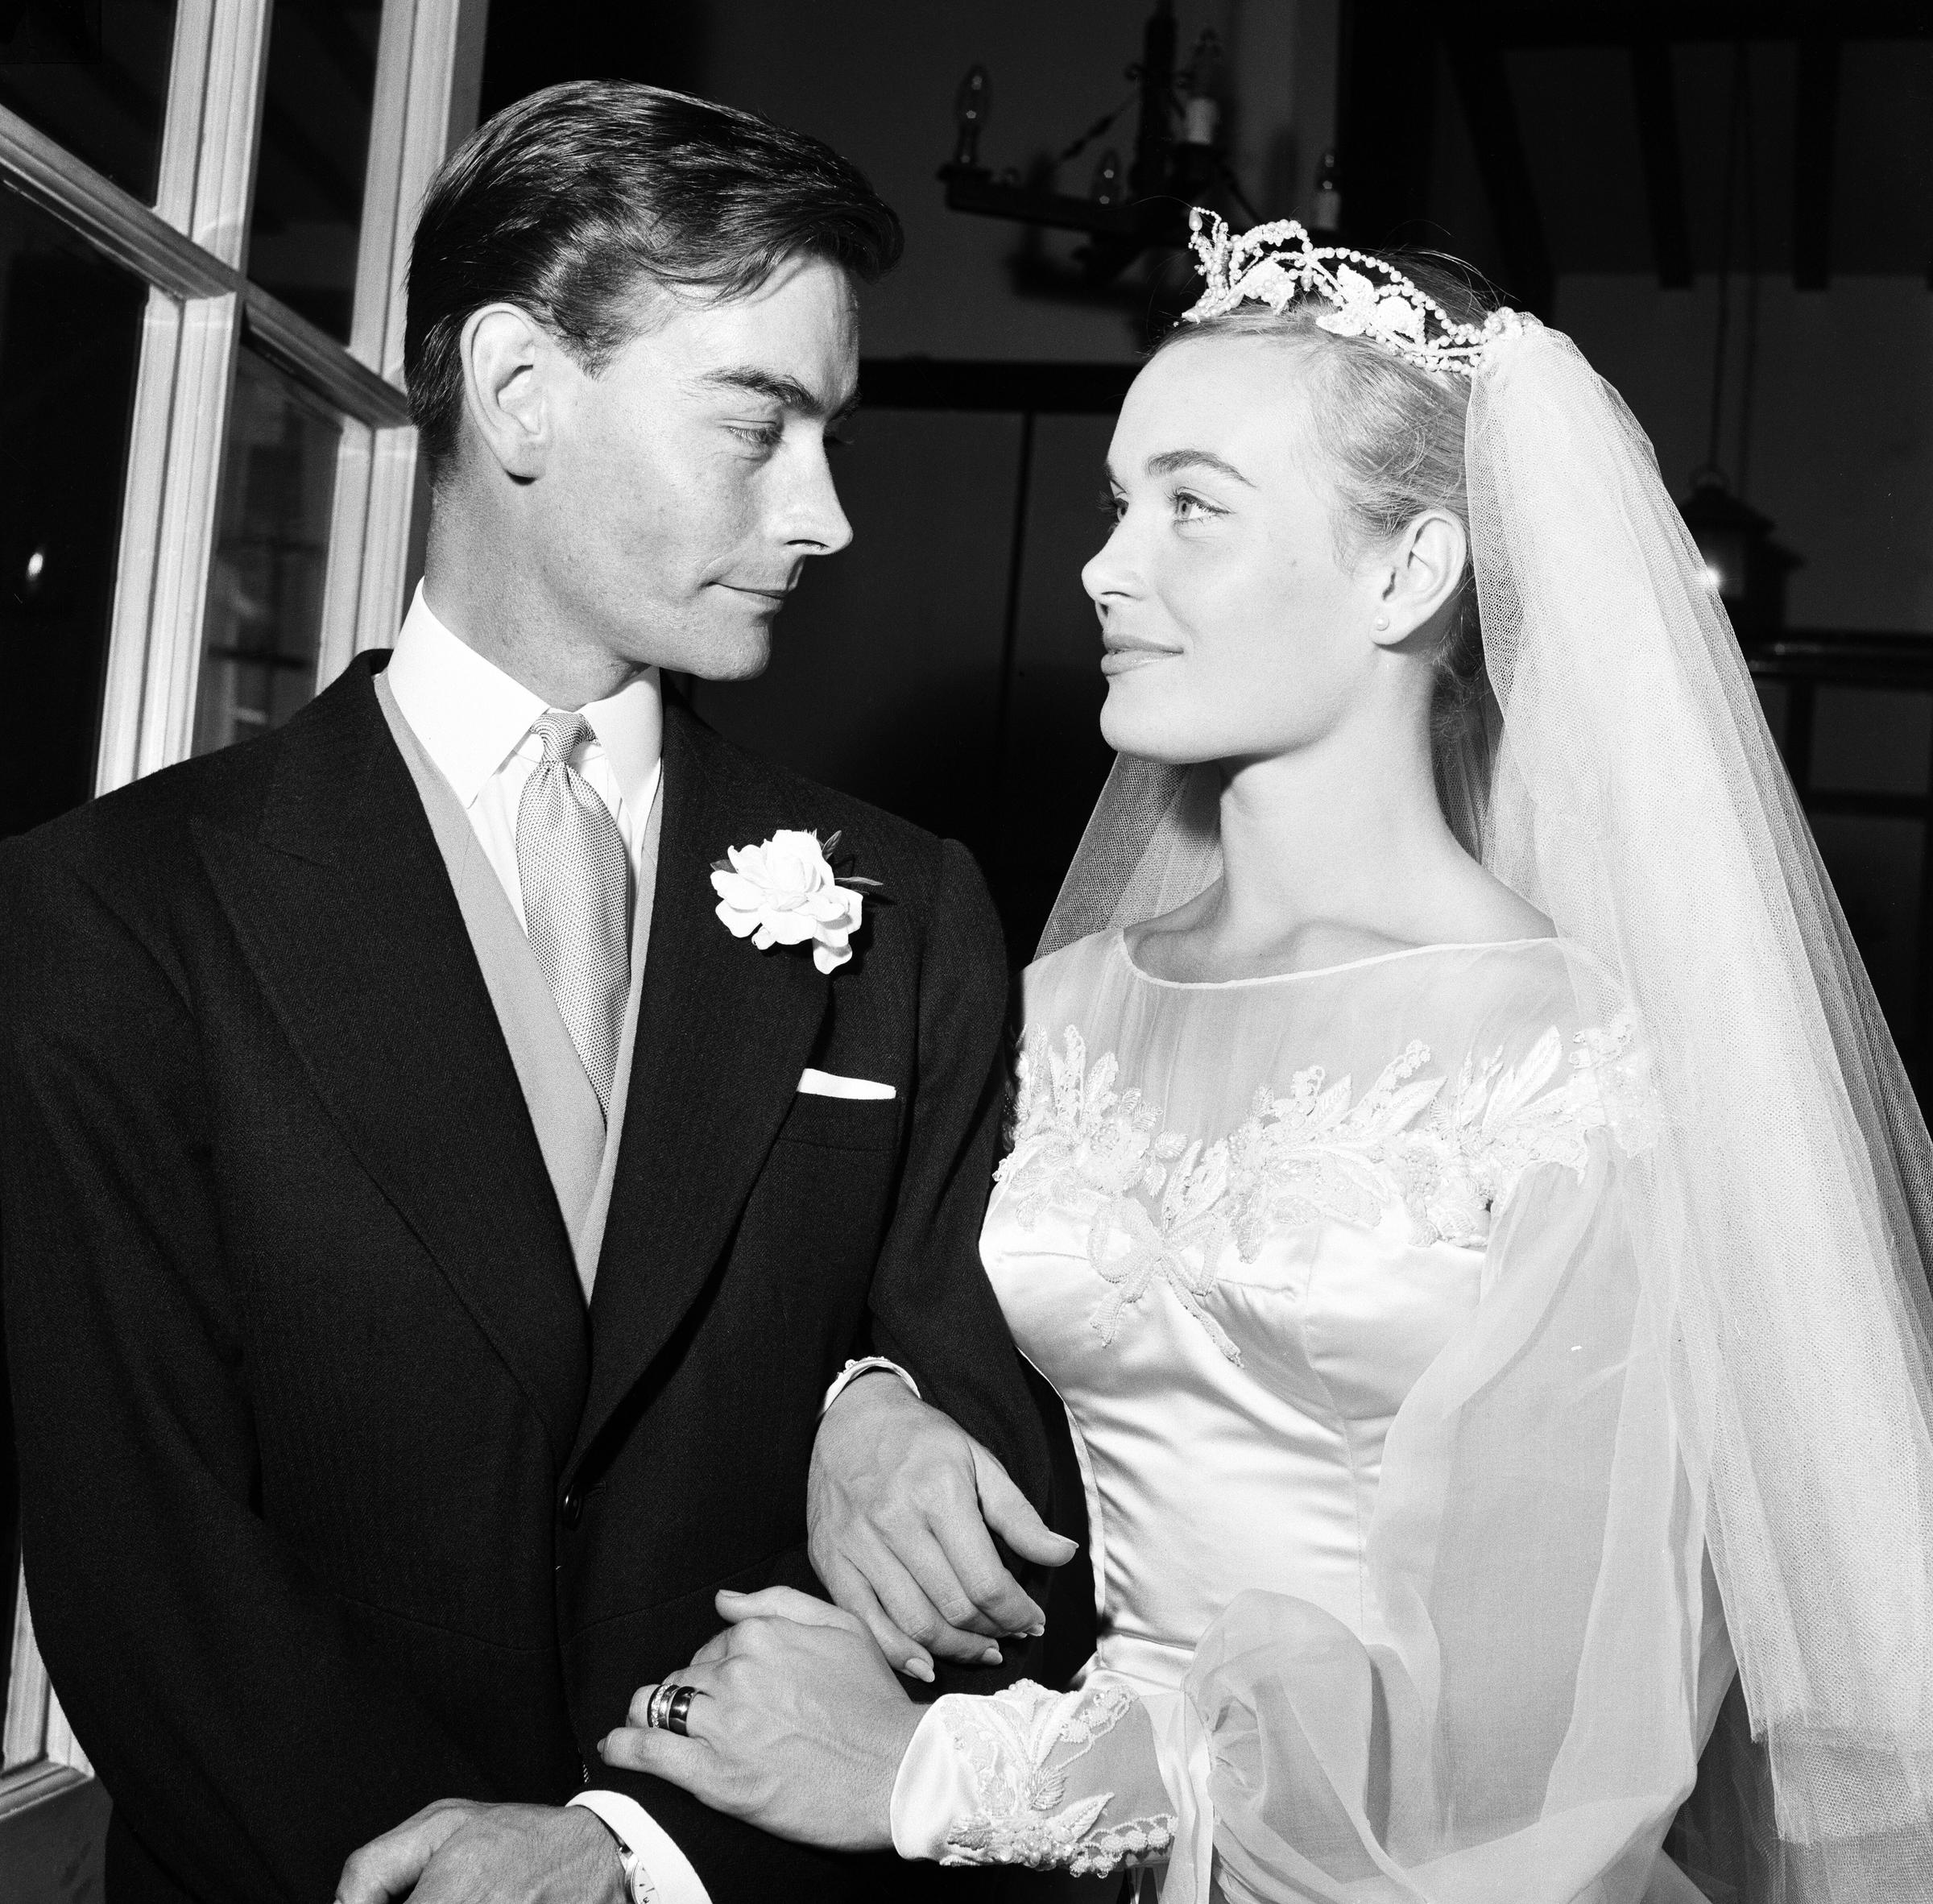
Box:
left=458, top=303, right=555, bottom=483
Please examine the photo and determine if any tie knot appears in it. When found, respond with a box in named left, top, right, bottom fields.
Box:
left=530, top=709, right=592, bottom=767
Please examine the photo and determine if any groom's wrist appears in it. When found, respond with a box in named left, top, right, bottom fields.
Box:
left=561, top=1801, right=634, bottom=1902
left=569, top=1790, right=710, bottom=1904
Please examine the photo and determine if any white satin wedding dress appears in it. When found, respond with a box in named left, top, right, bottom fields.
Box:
left=889, top=926, right=1733, bottom=1902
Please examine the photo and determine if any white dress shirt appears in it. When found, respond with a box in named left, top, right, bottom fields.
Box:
left=385, top=584, right=664, bottom=925
left=383, top=583, right=706, bottom=1904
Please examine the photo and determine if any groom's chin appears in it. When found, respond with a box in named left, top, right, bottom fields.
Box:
left=695, top=633, right=773, bottom=682
left=674, top=607, right=777, bottom=683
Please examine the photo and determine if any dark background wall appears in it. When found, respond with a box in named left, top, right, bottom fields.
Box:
left=474, top=1, right=1933, bottom=1017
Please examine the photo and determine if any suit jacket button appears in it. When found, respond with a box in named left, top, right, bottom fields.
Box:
left=561, top=1488, right=582, bottom=1529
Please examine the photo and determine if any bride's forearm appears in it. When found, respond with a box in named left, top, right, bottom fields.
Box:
left=889, top=1677, right=1178, bottom=1877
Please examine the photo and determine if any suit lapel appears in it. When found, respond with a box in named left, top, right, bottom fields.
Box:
left=572, top=707, right=830, bottom=1465
left=193, top=659, right=590, bottom=1466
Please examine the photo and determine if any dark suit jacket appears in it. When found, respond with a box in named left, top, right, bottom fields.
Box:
left=0, top=656, right=1051, bottom=1903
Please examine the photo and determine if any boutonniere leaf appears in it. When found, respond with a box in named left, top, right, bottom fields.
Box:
left=819, top=830, right=883, bottom=889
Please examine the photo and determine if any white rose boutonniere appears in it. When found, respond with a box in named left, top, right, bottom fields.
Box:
left=710, top=829, right=880, bottom=975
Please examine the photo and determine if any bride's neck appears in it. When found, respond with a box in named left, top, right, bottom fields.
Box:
left=1208, top=708, right=1465, bottom=960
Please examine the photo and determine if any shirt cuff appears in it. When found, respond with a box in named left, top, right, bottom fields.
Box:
left=569, top=1790, right=711, bottom=1904
left=890, top=1699, right=981, bottom=1861
left=819, top=1356, right=921, bottom=1418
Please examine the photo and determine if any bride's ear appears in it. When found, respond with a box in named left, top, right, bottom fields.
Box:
left=1368, top=511, right=1469, bottom=650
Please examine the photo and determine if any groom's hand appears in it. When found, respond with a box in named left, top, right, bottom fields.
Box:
left=335, top=1799, right=624, bottom=1904
left=809, top=1371, right=1077, bottom=1678
left=600, top=1587, right=920, bottom=1849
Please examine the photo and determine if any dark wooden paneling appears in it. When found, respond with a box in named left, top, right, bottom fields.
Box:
left=687, top=400, right=1123, bottom=961
left=1335, top=0, right=1440, bottom=249
left=993, top=413, right=1120, bottom=958
left=1631, top=37, right=1694, bottom=286
left=1793, top=30, right=1842, bottom=289
left=1440, top=31, right=1554, bottom=315
left=688, top=410, right=1021, bottom=881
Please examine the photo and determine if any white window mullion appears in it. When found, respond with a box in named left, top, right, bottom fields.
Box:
left=317, top=0, right=488, bottom=688
left=131, top=292, right=250, bottom=778
left=2, top=1573, right=92, bottom=1817
left=178, top=0, right=271, bottom=271
left=96, top=292, right=224, bottom=792
left=94, top=0, right=270, bottom=791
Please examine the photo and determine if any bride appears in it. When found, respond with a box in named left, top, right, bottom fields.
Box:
left=600, top=213, right=1933, bottom=1900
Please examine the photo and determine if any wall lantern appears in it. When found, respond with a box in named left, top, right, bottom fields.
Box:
left=1678, top=470, right=1802, bottom=637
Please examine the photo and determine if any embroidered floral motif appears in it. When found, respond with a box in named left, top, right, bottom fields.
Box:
left=941, top=1680, right=1176, bottom=1877
left=998, top=1017, right=1647, bottom=1363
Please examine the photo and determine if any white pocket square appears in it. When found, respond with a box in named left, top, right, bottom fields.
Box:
left=798, top=1068, right=896, bottom=1101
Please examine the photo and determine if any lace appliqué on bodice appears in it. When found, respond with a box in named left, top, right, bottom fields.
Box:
left=938, top=1679, right=1176, bottom=1877
left=996, top=1014, right=1646, bottom=1364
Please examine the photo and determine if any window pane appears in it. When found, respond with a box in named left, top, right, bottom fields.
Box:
left=0, top=184, right=147, bottom=1744
left=194, top=350, right=341, bottom=755
left=0, top=192, right=147, bottom=840
left=0, top=0, right=179, bottom=204
left=246, top=0, right=383, bottom=341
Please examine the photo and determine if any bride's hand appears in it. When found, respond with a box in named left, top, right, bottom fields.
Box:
left=598, top=1587, right=923, bottom=1852
left=809, top=1370, right=1078, bottom=1679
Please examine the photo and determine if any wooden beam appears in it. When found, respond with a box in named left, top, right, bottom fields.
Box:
left=1630, top=38, right=1693, bottom=287
left=1792, top=30, right=1841, bottom=290
left=1441, top=30, right=1554, bottom=317
left=1474, top=1, right=1931, bottom=48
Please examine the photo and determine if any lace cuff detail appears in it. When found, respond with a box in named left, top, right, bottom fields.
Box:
left=892, top=1677, right=1177, bottom=1877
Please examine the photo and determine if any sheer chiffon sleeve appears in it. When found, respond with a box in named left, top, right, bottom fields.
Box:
left=895, top=1131, right=1732, bottom=1901
left=1172, top=1143, right=1733, bottom=1901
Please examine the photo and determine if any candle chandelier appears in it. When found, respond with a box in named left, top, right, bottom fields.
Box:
left=937, top=0, right=1260, bottom=286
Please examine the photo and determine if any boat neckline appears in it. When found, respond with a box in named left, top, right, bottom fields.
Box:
left=1113, top=929, right=1561, bottom=991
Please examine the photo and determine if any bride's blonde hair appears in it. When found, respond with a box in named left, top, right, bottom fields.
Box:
left=1156, top=255, right=1502, bottom=851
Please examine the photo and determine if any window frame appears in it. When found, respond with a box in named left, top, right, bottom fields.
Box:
left=0, top=0, right=486, bottom=1822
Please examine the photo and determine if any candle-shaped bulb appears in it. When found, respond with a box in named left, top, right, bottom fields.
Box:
left=1182, top=30, right=1223, bottom=147
left=1312, top=149, right=1343, bottom=231
left=953, top=65, right=989, bottom=169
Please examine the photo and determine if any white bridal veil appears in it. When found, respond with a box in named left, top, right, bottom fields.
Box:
left=1041, top=321, right=1933, bottom=1898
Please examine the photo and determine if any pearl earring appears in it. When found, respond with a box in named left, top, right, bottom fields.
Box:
left=1373, top=614, right=1391, bottom=631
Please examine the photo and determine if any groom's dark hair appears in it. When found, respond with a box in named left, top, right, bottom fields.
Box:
left=405, top=80, right=902, bottom=478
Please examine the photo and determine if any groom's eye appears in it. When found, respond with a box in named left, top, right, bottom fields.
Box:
left=726, top=420, right=784, bottom=451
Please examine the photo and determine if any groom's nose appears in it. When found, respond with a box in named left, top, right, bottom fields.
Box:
left=777, top=438, right=855, bottom=558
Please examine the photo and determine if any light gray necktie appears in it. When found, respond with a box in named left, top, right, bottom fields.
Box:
left=515, top=709, right=630, bottom=1114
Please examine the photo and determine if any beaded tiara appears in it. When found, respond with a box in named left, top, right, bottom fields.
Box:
left=1180, top=208, right=1523, bottom=377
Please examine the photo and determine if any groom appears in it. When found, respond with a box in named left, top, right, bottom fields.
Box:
left=0, top=82, right=1064, bottom=1903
